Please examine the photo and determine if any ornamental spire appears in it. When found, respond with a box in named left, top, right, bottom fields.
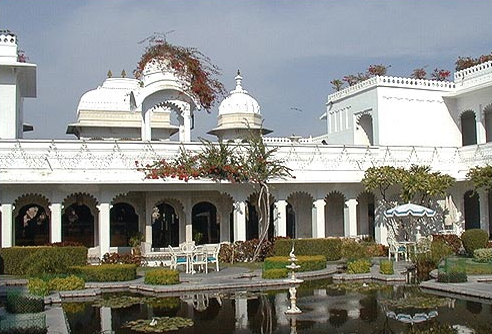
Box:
left=235, top=69, right=243, bottom=92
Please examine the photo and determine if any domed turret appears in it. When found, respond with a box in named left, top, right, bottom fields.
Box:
left=209, top=71, right=271, bottom=141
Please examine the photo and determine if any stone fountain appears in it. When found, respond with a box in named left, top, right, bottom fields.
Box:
left=285, top=244, right=303, bottom=315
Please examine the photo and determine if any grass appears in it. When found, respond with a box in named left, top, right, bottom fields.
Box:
left=442, top=257, right=492, bottom=275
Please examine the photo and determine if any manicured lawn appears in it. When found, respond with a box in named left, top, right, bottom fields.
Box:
left=442, top=257, right=492, bottom=275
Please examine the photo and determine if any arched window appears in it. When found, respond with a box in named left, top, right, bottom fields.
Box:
left=356, top=114, right=374, bottom=146
left=484, top=106, right=492, bottom=143
left=110, top=203, right=139, bottom=247
left=192, top=202, right=218, bottom=244
left=62, top=204, right=94, bottom=247
left=464, top=190, right=480, bottom=230
left=15, top=204, right=49, bottom=246
left=152, top=203, right=179, bottom=248
left=461, top=110, right=477, bottom=146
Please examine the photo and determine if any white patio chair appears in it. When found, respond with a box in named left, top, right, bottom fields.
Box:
left=203, top=243, right=221, bottom=272
left=387, top=236, right=407, bottom=261
left=168, top=245, right=189, bottom=272
left=191, top=245, right=208, bottom=274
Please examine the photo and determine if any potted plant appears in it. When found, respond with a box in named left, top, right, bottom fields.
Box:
left=129, top=232, right=144, bottom=256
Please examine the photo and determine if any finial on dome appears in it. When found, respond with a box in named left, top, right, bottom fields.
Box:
left=235, top=70, right=243, bottom=91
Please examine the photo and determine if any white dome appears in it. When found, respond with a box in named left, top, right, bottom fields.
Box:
left=218, top=72, right=260, bottom=115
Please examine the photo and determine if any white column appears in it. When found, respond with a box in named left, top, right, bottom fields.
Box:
left=185, top=208, right=193, bottom=243
left=179, top=105, right=192, bottom=142
left=49, top=203, right=62, bottom=243
left=141, top=108, right=152, bottom=141
left=344, top=199, right=358, bottom=237
left=478, top=190, right=489, bottom=232
left=235, top=295, right=248, bottom=330
left=477, top=105, right=486, bottom=144
left=234, top=201, right=246, bottom=241
left=313, top=199, right=325, bottom=238
left=0, top=203, right=13, bottom=247
left=97, top=202, right=111, bottom=258
left=100, top=307, right=113, bottom=333
left=274, top=200, right=287, bottom=237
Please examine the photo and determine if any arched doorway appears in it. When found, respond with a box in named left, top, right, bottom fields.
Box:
left=152, top=203, right=179, bottom=248
left=110, top=203, right=139, bottom=247
left=246, top=199, right=275, bottom=241
left=464, top=190, right=480, bottom=230
left=192, top=202, right=218, bottom=244
left=357, top=192, right=375, bottom=239
left=461, top=110, right=477, bottom=146
left=15, top=204, right=49, bottom=246
left=286, top=203, right=295, bottom=238
left=357, top=114, right=374, bottom=146
left=325, top=192, right=345, bottom=237
left=62, top=204, right=94, bottom=247
left=484, top=105, right=492, bottom=143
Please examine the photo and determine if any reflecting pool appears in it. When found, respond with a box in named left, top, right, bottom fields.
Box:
left=63, top=280, right=492, bottom=334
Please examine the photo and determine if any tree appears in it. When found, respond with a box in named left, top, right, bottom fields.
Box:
left=134, top=34, right=226, bottom=111
left=466, top=165, right=492, bottom=192
left=137, top=129, right=293, bottom=261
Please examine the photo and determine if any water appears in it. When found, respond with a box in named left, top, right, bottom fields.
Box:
left=64, top=280, right=492, bottom=334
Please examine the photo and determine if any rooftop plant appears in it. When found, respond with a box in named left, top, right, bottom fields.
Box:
left=455, top=51, right=492, bottom=71
left=134, top=34, right=226, bottom=111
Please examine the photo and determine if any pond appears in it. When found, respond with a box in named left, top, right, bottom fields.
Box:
left=63, top=279, right=492, bottom=334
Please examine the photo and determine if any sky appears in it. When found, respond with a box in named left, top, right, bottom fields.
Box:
left=2, top=0, right=492, bottom=141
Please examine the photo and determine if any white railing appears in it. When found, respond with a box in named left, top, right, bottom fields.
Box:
left=327, top=76, right=455, bottom=103
left=1, top=140, right=491, bottom=183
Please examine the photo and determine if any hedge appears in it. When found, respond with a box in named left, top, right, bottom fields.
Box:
left=71, top=264, right=137, bottom=282
left=144, top=268, right=180, bottom=285
left=461, top=229, right=489, bottom=256
left=262, top=268, right=289, bottom=279
left=264, top=255, right=326, bottom=272
left=0, top=246, right=87, bottom=276
left=274, top=238, right=342, bottom=261
left=347, top=259, right=371, bottom=274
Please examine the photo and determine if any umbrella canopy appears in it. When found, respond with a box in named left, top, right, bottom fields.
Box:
left=384, top=203, right=436, bottom=218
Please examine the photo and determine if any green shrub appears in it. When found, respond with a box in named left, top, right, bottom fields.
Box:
left=341, top=239, right=368, bottom=260
left=263, top=255, right=326, bottom=272
left=432, top=234, right=462, bottom=254
left=144, top=268, right=180, bottom=285
left=49, top=275, right=85, bottom=291
left=379, top=259, right=394, bottom=275
left=28, top=278, right=50, bottom=297
left=6, top=290, right=44, bottom=313
left=473, top=248, right=492, bottom=263
left=218, top=239, right=274, bottom=263
left=0, top=246, right=87, bottom=276
left=274, top=238, right=342, bottom=261
left=461, top=229, right=489, bottom=256
left=262, top=268, right=289, bottom=279
left=437, top=267, right=467, bottom=283
left=347, top=259, right=371, bottom=274
left=71, top=264, right=137, bottom=282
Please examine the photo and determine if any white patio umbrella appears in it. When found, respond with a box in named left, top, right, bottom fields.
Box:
left=384, top=203, right=436, bottom=218
left=384, top=203, right=436, bottom=241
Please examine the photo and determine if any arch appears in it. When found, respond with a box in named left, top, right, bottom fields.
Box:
left=484, top=104, right=492, bottom=143
left=110, top=202, right=139, bottom=247
left=62, top=203, right=95, bottom=247
left=464, top=190, right=480, bottom=230
left=13, top=193, right=51, bottom=218
left=286, top=192, right=314, bottom=238
left=246, top=193, right=275, bottom=241
left=192, top=202, right=218, bottom=244
left=152, top=202, right=180, bottom=248
left=15, top=203, right=49, bottom=246
left=460, top=110, right=477, bottom=146
left=356, top=114, right=374, bottom=146
left=357, top=191, right=375, bottom=239
left=325, top=191, right=346, bottom=237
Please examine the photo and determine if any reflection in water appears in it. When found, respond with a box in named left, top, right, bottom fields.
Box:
left=63, top=283, right=492, bottom=334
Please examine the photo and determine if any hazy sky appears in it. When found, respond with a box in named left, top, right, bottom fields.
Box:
left=2, top=0, right=492, bottom=140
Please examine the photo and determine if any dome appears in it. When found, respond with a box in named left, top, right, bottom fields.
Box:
left=218, top=71, right=260, bottom=115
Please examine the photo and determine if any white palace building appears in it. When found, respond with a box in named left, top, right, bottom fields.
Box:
left=1, top=31, right=491, bottom=259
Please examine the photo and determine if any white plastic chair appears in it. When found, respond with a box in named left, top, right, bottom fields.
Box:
left=387, top=236, right=407, bottom=261
left=168, top=245, right=189, bottom=272
left=203, top=243, right=221, bottom=272
left=191, top=245, right=208, bottom=274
